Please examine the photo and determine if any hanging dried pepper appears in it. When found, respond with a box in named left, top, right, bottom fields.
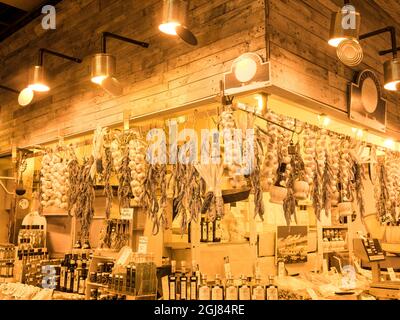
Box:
left=250, top=130, right=265, bottom=221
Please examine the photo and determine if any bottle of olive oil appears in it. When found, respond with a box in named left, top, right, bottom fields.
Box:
left=200, top=214, right=208, bottom=243
left=266, top=276, right=278, bottom=300
left=168, top=260, right=177, bottom=300
left=252, top=276, right=265, bottom=300
left=180, top=261, right=188, bottom=300
left=189, top=261, right=198, bottom=300
left=213, top=217, right=222, bottom=242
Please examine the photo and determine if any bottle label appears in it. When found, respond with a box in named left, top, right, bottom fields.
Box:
left=253, top=286, right=265, bottom=300
left=169, top=282, right=176, bottom=300
left=198, top=286, right=210, bottom=300
left=239, top=286, right=251, bottom=300
left=201, top=222, right=208, bottom=242
left=225, top=286, right=238, bottom=300
left=190, top=281, right=197, bottom=300
left=267, top=287, right=278, bottom=300
left=207, top=223, right=214, bottom=242
left=73, top=275, right=79, bottom=293
left=211, top=286, right=223, bottom=300
left=214, top=220, right=222, bottom=240
left=180, top=280, right=187, bottom=300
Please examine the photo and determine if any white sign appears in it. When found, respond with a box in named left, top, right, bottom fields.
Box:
left=138, top=236, right=148, bottom=254
left=387, top=268, right=398, bottom=281
left=120, top=208, right=134, bottom=220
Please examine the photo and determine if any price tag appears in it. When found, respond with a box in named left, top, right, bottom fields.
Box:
left=387, top=268, right=398, bottom=281
left=138, top=236, right=148, bottom=254
left=120, top=208, right=134, bottom=220
left=306, top=288, right=319, bottom=300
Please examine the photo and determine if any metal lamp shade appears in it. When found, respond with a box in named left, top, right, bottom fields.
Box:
left=159, top=0, right=188, bottom=35
left=91, top=53, right=116, bottom=84
left=384, top=58, right=400, bottom=91
left=328, top=10, right=361, bottom=47
left=28, top=65, right=50, bottom=92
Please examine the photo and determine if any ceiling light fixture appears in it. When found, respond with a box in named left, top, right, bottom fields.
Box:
left=159, top=0, right=198, bottom=46
left=0, top=85, right=34, bottom=107
left=28, top=48, right=82, bottom=92
left=91, top=32, right=149, bottom=96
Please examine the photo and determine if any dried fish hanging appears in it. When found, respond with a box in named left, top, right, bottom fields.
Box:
left=91, top=126, right=107, bottom=180
left=260, top=110, right=280, bottom=191
left=40, top=146, right=70, bottom=211
left=173, top=162, right=189, bottom=234
left=250, top=129, right=265, bottom=221
left=67, top=147, right=80, bottom=214
left=283, top=151, right=297, bottom=225
left=186, top=164, right=202, bottom=225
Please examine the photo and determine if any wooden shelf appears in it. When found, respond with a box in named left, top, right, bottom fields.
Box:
left=164, top=242, right=191, bottom=250
left=87, top=281, right=109, bottom=288
left=199, top=241, right=250, bottom=246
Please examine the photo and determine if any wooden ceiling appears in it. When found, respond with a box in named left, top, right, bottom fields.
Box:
left=372, top=0, right=400, bottom=28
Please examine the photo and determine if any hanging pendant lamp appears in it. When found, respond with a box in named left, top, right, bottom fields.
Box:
left=0, top=85, right=34, bottom=107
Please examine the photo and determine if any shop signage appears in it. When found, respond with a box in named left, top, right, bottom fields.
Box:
left=224, top=52, right=270, bottom=96
left=120, top=208, right=134, bottom=220
left=348, top=69, right=387, bottom=132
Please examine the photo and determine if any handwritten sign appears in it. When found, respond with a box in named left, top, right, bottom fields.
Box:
left=120, top=208, right=133, bottom=220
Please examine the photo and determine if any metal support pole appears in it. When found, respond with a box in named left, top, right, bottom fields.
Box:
left=101, top=32, right=149, bottom=54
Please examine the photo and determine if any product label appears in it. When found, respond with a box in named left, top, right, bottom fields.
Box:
left=214, top=220, right=222, bottom=240
left=138, top=236, right=148, bottom=254
left=73, top=275, right=79, bottom=293
left=252, top=286, right=265, bottom=300
left=225, top=286, right=238, bottom=300
left=211, top=286, right=223, bottom=300
left=201, top=222, right=208, bottom=242
left=180, top=280, right=187, bottom=300
left=239, top=286, right=251, bottom=300
left=190, top=281, right=197, bottom=300
left=207, top=223, right=214, bottom=242
left=266, top=287, right=278, bottom=300
left=169, top=282, right=176, bottom=300
left=120, top=208, right=134, bottom=220
left=198, top=286, right=210, bottom=300
left=78, top=279, right=85, bottom=295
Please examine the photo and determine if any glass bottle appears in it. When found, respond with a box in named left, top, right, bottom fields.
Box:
left=252, top=276, right=265, bottom=300
left=225, top=277, right=238, bottom=300
left=180, top=261, right=188, bottom=300
left=266, top=276, right=278, bottom=300
left=238, top=275, right=251, bottom=300
left=198, top=274, right=210, bottom=300
left=168, top=260, right=177, bottom=300
left=189, top=261, right=198, bottom=300
left=211, top=274, right=224, bottom=300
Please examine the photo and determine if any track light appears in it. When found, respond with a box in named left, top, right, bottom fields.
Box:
left=28, top=48, right=82, bottom=92
left=159, top=0, right=198, bottom=46
left=91, top=32, right=149, bottom=96
left=328, top=2, right=361, bottom=48
left=0, top=85, right=34, bottom=107
left=383, top=59, right=400, bottom=91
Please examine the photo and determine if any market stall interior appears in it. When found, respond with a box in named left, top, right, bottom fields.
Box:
left=0, top=0, right=400, bottom=301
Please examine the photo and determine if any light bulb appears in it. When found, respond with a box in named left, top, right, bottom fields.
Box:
left=328, top=37, right=347, bottom=48
left=91, top=75, right=108, bottom=85
left=234, top=57, right=258, bottom=83
left=159, top=22, right=181, bottom=35
left=384, top=139, right=395, bottom=149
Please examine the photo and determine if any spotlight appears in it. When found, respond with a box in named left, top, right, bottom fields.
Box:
left=336, top=38, right=363, bottom=67
left=28, top=65, right=50, bottom=92
left=159, top=0, right=198, bottom=46
left=91, top=32, right=149, bottom=96
left=318, top=114, right=331, bottom=128
left=28, top=48, right=82, bottom=92
left=383, top=58, right=400, bottom=91
left=384, top=139, right=395, bottom=149
left=328, top=4, right=361, bottom=48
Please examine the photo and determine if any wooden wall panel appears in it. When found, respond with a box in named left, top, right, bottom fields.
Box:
left=0, top=0, right=267, bottom=152
left=269, top=0, right=400, bottom=137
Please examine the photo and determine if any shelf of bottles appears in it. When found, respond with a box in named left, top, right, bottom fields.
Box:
left=166, top=260, right=279, bottom=301
left=322, top=227, right=348, bottom=253
left=86, top=253, right=157, bottom=300
left=0, top=244, right=15, bottom=281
